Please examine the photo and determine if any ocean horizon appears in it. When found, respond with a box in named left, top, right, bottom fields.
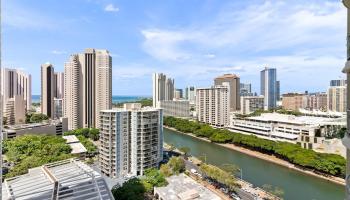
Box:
left=31, top=95, right=151, bottom=103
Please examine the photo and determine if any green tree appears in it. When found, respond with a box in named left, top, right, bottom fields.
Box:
left=89, top=128, right=100, bottom=141
left=160, top=164, right=173, bottom=177
left=112, top=178, right=146, bottom=200
left=179, top=146, right=191, bottom=159
left=168, top=157, right=185, bottom=174
left=220, top=164, right=240, bottom=177
left=30, top=113, right=49, bottom=123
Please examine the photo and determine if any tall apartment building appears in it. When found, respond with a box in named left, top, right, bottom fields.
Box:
left=41, top=63, right=55, bottom=119
left=152, top=73, right=174, bottom=107
left=261, top=67, right=277, bottom=110
left=328, top=86, right=347, bottom=112
left=330, top=79, right=347, bottom=87
left=165, top=77, right=175, bottom=101
left=64, top=49, right=112, bottom=130
left=53, top=72, right=64, bottom=119
left=241, top=96, right=264, bottom=115
left=99, top=103, right=163, bottom=178
left=4, top=95, right=26, bottom=125
left=54, top=72, right=64, bottom=99
left=214, top=74, right=240, bottom=111
left=1, top=68, right=32, bottom=111
left=196, top=85, right=230, bottom=127
left=282, top=93, right=307, bottom=111
left=185, top=86, right=196, bottom=104
left=305, top=93, right=328, bottom=111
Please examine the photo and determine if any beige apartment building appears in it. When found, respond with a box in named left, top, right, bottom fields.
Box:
left=1, top=68, right=32, bottom=110
left=214, top=74, right=240, bottom=111
left=282, top=93, right=307, bottom=111
left=196, top=85, right=230, bottom=127
left=152, top=73, right=175, bottom=107
left=327, top=86, right=347, bottom=112
left=64, top=48, right=112, bottom=130
left=241, top=95, right=264, bottom=115
left=305, top=93, right=328, bottom=111
left=4, top=95, right=26, bottom=125
left=41, top=63, right=55, bottom=119
left=99, top=103, right=163, bottom=178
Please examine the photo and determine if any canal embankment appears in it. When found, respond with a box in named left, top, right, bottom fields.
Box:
left=164, top=126, right=345, bottom=186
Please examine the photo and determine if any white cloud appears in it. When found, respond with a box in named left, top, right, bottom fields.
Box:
left=105, top=4, right=119, bottom=12
left=51, top=50, right=67, bottom=55
left=139, top=0, right=346, bottom=92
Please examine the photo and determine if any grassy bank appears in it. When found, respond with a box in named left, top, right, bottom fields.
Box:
left=164, top=117, right=346, bottom=178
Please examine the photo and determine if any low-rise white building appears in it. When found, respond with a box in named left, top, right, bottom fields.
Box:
left=3, top=118, right=68, bottom=139
left=229, top=113, right=345, bottom=150
left=159, top=100, right=190, bottom=118
left=99, top=103, right=163, bottom=178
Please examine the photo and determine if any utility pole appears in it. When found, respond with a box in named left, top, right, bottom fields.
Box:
left=343, top=1, right=350, bottom=199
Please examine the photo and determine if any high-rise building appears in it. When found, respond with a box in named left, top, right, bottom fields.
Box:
left=41, top=63, right=55, bottom=119
left=276, top=81, right=281, bottom=101
left=240, top=96, right=264, bottom=114
left=1, top=68, right=32, bottom=112
left=54, top=72, right=64, bottom=99
left=240, top=83, right=252, bottom=97
left=175, top=89, right=183, bottom=99
left=330, top=79, right=347, bottom=87
left=165, top=77, right=175, bottom=101
left=99, top=103, right=163, bottom=178
left=196, top=85, right=230, bottom=127
left=327, top=86, right=347, bottom=112
left=54, top=98, right=63, bottom=119
left=282, top=93, right=307, bottom=111
left=305, top=93, right=328, bottom=111
left=214, top=74, right=240, bottom=111
left=185, top=86, right=196, bottom=104
left=261, top=67, right=277, bottom=110
left=4, top=95, right=26, bottom=125
left=152, top=73, right=174, bottom=107
left=64, top=49, right=112, bottom=130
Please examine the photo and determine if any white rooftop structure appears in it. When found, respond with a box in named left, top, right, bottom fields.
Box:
left=154, top=174, right=221, bottom=200
left=63, top=135, right=87, bottom=154
left=248, top=113, right=345, bottom=126
left=63, top=135, right=80, bottom=143
left=2, top=159, right=114, bottom=200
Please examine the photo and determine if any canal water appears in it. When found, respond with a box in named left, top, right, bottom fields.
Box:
left=164, top=128, right=345, bottom=200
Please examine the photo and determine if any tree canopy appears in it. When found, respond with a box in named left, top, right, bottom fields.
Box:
left=3, top=135, right=73, bottom=178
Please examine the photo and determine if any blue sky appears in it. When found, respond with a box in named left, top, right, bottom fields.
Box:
left=3, top=0, right=347, bottom=95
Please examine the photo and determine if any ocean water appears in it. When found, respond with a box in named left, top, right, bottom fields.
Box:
left=32, top=95, right=150, bottom=103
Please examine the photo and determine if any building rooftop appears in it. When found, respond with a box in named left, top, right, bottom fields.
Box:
left=215, top=73, right=239, bottom=79
left=2, top=159, right=114, bottom=200
left=4, top=119, right=64, bottom=131
left=63, top=135, right=80, bottom=143
left=154, top=174, right=221, bottom=200
left=63, top=135, right=87, bottom=154
left=248, top=113, right=346, bottom=126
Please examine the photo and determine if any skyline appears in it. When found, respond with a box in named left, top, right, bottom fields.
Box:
left=3, top=0, right=347, bottom=95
